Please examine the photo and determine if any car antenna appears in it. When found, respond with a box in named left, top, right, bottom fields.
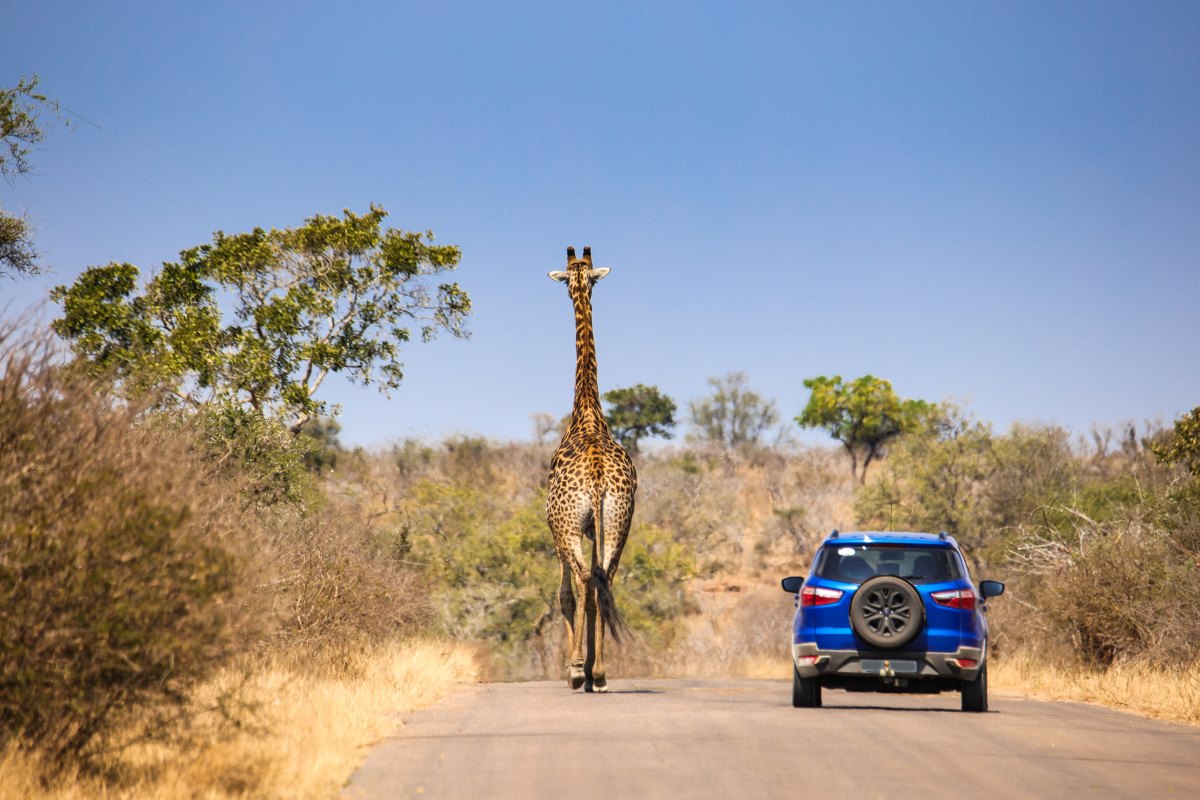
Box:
left=830, top=528, right=839, bottom=539
left=938, top=530, right=948, bottom=541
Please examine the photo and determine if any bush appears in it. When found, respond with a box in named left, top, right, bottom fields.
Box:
left=1006, top=512, right=1200, bottom=667
left=0, top=333, right=264, bottom=760
left=263, top=507, right=432, bottom=670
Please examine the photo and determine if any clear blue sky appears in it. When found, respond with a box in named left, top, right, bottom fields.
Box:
left=4, top=1, right=1198, bottom=447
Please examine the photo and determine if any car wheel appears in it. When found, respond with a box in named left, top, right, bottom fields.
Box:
left=849, top=575, right=925, bottom=650
left=792, top=665, right=822, bottom=708
left=961, top=662, right=988, bottom=712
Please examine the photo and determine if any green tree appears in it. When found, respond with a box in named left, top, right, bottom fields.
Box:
left=688, top=372, right=778, bottom=449
left=1, top=75, right=67, bottom=278
left=1153, top=406, right=1200, bottom=477
left=603, top=383, right=677, bottom=452
left=299, top=415, right=343, bottom=474
left=51, top=205, right=470, bottom=432
left=796, top=374, right=932, bottom=484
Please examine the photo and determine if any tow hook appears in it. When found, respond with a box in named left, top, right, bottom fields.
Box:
left=879, top=661, right=908, bottom=687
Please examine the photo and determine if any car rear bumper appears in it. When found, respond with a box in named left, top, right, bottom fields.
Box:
left=792, top=642, right=984, bottom=684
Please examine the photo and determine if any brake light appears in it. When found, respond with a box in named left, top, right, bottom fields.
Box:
left=931, top=589, right=976, bottom=610
left=800, top=586, right=843, bottom=607
left=954, top=658, right=978, bottom=669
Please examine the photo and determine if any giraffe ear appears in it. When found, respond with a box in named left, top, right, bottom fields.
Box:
left=548, top=271, right=570, bottom=282
left=590, top=268, right=610, bottom=282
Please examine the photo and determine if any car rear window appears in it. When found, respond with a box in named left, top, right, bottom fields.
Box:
left=814, top=544, right=963, bottom=585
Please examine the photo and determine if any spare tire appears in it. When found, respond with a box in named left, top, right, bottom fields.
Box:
left=850, top=575, right=924, bottom=649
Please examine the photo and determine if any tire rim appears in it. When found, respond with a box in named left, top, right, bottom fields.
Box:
left=859, top=585, right=914, bottom=639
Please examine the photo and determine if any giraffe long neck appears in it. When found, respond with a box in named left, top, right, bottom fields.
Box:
left=569, top=286, right=606, bottom=432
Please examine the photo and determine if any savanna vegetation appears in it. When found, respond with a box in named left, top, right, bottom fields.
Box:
left=5, top=267, right=1199, bottom=798
left=4, top=76, right=1196, bottom=798
left=0, top=196, right=476, bottom=796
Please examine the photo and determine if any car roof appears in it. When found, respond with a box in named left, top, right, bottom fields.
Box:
left=819, top=531, right=958, bottom=547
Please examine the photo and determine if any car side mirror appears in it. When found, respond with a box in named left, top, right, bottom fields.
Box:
left=781, top=576, right=804, bottom=593
left=979, top=580, right=1005, bottom=599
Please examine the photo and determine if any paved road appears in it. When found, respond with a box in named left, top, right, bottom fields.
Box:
left=345, top=679, right=1200, bottom=799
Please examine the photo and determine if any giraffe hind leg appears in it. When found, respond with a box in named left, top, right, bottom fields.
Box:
left=558, top=560, right=584, bottom=690
left=570, top=568, right=588, bottom=689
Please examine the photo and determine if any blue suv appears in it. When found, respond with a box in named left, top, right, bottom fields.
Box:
left=781, top=530, right=1005, bottom=712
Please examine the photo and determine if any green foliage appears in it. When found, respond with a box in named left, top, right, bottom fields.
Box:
left=796, top=374, right=932, bottom=484
left=1, top=75, right=68, bottom=278
left=1153, top=406, right=1200, bottom=477
left=196, top=403, right=314, bottom=505
left=407, top=484, right=558, bottom=645
left=603, top=383, right=677, bottom=452
left=51, top=206, right=470, bottom=430
left=1142, top=410, right=1200, bottom=561
left=688, top=372, right=778, bottom=449
left=614, top=522, right=698, bottom=650
left=854, top=406, right=1087, bottom=562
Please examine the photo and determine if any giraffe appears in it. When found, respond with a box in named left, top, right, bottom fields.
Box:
left=546, top=246, right=637, bottom=693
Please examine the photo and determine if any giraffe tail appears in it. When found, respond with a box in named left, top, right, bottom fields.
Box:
left=591, top=565, right=629, bottom=644
left=592, top=491, right=629, bottom=643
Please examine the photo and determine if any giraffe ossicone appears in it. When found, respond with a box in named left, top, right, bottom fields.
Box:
left=545, top=245, right=637, bottom=693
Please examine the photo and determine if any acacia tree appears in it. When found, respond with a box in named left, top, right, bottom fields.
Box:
left=689, top=372, right=778, bottom=449
left=1, top=75, right=67, bottom=278
left=52, top=205, right=470, bottom=432
left=603, top=383, right=677, bottom=453
left=796, top=374, right=931, bottom=485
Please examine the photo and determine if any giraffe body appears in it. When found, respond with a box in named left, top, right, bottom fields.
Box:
left=546, top=246, right=637, bottom=693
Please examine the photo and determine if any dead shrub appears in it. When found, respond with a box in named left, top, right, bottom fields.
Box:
left=0, top=332, right=265, bottom=761
left=1006, top=511, right=1200, bottom=667
left=262, top=508, right=433, bottom=672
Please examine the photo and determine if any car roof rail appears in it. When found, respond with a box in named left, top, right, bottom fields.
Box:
left=830, top=528, right=839, bottom=539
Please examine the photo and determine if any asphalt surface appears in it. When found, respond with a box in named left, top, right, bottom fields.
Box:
left=345, top=679, right=1200, bottom=799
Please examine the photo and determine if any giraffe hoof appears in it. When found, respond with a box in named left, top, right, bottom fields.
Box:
left=568, top=665, right=586, bottom=690
left=593, top=678, right=608, bottom=693
left=583, top=679, right=594, bottom=693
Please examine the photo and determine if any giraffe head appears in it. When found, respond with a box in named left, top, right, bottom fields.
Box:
left=548, top=246, right=610, bottom=291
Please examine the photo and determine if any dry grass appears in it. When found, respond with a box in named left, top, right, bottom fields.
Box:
left=728, top=654, right=793, bottom=680
left=990, top=653, right=1200, bottom=726
left=0, top=640, right=478, bottom=800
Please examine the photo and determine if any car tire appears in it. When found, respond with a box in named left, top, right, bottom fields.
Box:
left=849, top=575, right=925, bottom=650
left=961, top=662, right=988, bottom=712
left=792, top=665, right=822, bottom=708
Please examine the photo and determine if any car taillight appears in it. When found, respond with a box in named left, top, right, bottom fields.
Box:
left=800, top=586, right=843, bottom=607
left=931, top=589, right=977, bottom=610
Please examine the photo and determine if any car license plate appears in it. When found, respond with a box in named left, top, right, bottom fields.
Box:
left=861, top=659, right=919, bottom=675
